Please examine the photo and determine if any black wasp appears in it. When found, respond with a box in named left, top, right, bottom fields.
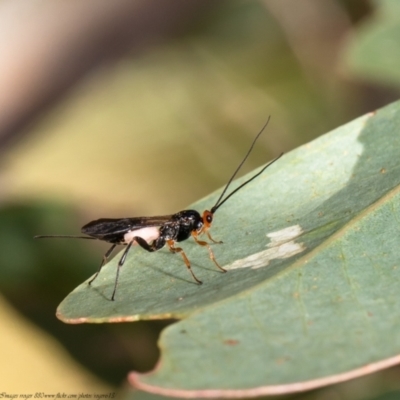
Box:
left=35, top=119, right=282, bottom=300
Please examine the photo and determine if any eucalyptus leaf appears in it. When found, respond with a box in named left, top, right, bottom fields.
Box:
left=59, top=101, right=400, bottom=396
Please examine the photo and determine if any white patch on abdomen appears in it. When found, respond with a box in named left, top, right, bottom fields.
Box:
left=225, top=224, right=305, bottom=270
left=123, top=226, right=160, bottom=245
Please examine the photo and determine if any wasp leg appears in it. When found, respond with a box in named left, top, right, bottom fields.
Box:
left=89, top=243, right=117, bottom=286
left=110, top=236, right=165, bottom=301
left=110, top=241, right=134, bottom=301
left=167, top=240, right=202, bottom=284
left=134, top=236, right=165, bottom=252
left=205, top=230, right=223, bottom=244
left=192, top=235, right=226, bottom=273
left=88, top=236, right=162, bottom=301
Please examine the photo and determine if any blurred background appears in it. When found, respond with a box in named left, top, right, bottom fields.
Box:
left=1, top=0, right=400, bottom=398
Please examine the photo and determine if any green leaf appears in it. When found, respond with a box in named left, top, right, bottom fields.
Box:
left=58, top=100, right=400, bottom=396
left=343, top=0, right=400, bottom=86
left=126, top=101, right=400, bottom=396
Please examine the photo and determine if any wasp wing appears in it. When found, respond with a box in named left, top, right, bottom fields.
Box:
left=81, top=215, right=174, bottom=242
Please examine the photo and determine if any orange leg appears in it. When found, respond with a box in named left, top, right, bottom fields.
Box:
left=167, top=240, right=202, bottom=284
left=205, top=230, right=223, bottom=244
left=192, top=234, right=227, bottom=273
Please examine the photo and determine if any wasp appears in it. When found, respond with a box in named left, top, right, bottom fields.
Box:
left=35, top=119, right=282, bottom=300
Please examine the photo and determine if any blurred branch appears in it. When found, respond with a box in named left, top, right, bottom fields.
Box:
left=0, top=0, right=212, bottom=152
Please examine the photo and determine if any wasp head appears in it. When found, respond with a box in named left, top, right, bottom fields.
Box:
left=201, top=210, right=213, bottom=230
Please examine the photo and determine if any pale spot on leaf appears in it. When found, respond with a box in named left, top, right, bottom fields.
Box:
left=225, top=225, right=305, bottom=270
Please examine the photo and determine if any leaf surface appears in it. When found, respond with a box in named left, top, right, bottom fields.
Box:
left=59, top=101, right=400, bottom=396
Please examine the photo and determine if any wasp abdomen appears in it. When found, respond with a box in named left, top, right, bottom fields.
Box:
left=123, top=226, right=161, bottom=245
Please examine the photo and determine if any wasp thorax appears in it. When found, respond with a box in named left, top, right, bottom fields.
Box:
left=172, top=210, right=203, bottom=242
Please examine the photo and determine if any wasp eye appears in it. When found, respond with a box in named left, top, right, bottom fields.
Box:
left=206, top=214, right=212, bottom=223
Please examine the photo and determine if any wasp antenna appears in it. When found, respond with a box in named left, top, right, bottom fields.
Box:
left=211, top=117, right=271, bottom=212
left=34, top=235, right=97, bottom=240
left=211, top=152, right=283, bottom=213
left=211, top=117, right=282, bottom=213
